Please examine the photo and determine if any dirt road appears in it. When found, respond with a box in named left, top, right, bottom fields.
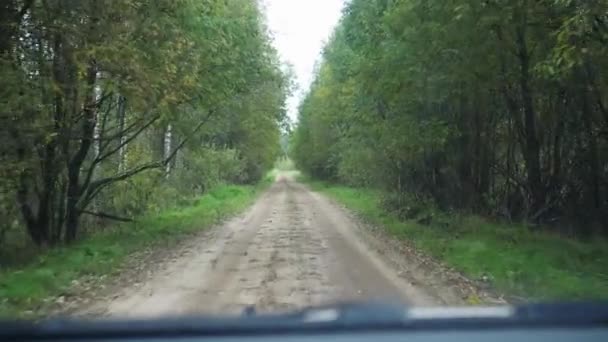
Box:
left=82, top=174, right=464, bottom=318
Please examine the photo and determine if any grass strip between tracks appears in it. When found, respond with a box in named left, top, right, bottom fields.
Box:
left=0, top=178, right=272, bottom=318
left=304, top=179, right=608, bottom=303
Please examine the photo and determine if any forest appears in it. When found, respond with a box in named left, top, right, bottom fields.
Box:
left=292, top=0, right=608, bottom=236
left=0, top=0, right=290, bottom=251
left=2, top=0, right=608, bottom=318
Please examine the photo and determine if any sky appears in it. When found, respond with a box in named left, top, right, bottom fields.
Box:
left=262, top=0, right=345, bottom=123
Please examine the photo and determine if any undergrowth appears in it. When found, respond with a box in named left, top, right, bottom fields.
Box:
left=304, top=178, right=608, bottom=302
left=0, top=178, right=272, bottom=318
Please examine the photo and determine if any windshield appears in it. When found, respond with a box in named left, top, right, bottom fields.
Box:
left=1, top=0, right=607, bottom=320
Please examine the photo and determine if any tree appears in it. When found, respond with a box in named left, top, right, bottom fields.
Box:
left=292, top=0, right=608, bottom=234
left=1, top=0, right=290, bottom=246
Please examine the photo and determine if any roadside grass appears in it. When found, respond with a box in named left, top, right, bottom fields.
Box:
left=0, top=178, right=272, bottom=318
left=304, top=178, right=608, bottom=302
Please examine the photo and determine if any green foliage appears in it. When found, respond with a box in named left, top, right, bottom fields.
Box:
left=1, top=0, right=290, bottom=246
left=0, top=182, right=267, bottom=318
left=292, top=0, right=608, bottom=234
left=291, top=0, right=608, bottom=300
left=309, top=180, right=608, bottom=301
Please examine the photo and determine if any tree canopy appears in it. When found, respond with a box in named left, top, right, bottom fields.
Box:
left=292, top=0, right=608, bottom=234
left=0, top=0, right=290, bottom=246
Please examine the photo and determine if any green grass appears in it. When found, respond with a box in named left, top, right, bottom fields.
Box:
left=305, top=179, right=608, bottom=302
left=0, top=179, right=272, bottom=318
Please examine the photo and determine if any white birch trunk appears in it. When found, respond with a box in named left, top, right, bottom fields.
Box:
left=164, top=124, right=172, bottom=178
left=117, top=96, right=127, bottom=173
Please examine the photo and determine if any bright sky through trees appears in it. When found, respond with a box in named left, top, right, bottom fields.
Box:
left=263, top=0, right=345, bottom=121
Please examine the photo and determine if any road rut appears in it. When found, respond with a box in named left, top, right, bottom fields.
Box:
left=83, top=175, right=444, bottom=318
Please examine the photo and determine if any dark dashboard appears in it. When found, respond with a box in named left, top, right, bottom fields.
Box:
left=2, top=302, right=607, bottom=342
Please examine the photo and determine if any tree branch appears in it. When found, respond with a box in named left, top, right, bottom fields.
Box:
left=97, top=115, right=150, bottom=146
left=71, top=91, right=114, bottom=124
left=97, top=115, right=160, bottom=163
left=79, top=114, right=161, bottom=195
left=80, top=110, right=216, bottom=208
left=79, top=209, right=133, bottom=222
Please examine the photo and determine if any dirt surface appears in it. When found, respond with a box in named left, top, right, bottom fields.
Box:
left=77, top=173, right=499, bottom=318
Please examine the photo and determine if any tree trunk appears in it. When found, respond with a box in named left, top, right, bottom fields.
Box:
left=581, top=85, right=601, bottom=211
left=164, top=124, right=173, bottom=177
left=65, top=61, right=98, bottom=243
left=17, top=170, right=45, bottom=245
left=52, top=179, right=67, bottom=243
left=117, top=96, right=127, bottom=172
left=549, top=90, right=566, bottom=194
left=93, top=76, right=102, bottom=159
left=516, top=23, right=543, bottom=216
left=37, top=144, right=57, bottom=245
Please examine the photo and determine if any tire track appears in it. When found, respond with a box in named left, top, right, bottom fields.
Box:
left=82, top=173, right=446, bottom=318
